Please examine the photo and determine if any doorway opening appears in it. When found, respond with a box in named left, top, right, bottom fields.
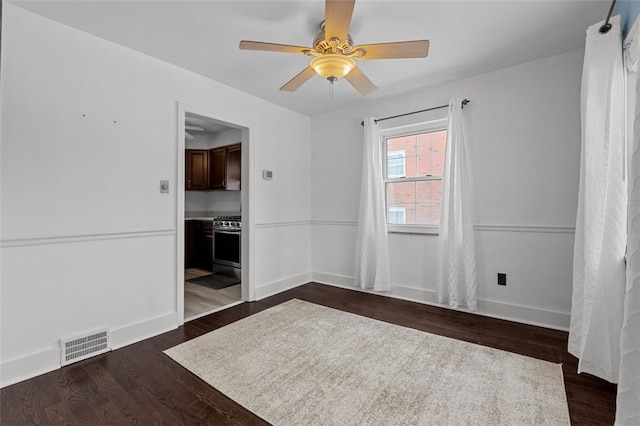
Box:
left=176, top=104, right=252, bottom=324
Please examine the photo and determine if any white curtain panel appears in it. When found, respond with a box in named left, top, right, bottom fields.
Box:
left=354, top=117, right=392, bottom=291
left=436, top=98, right=478, bottom=310
left=617, top=16, right=640, bottom=426
left=569, top=15, right=627, bottom=384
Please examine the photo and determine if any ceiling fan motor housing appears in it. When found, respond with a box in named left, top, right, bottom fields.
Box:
left=313, top=22, right=354, bottom=56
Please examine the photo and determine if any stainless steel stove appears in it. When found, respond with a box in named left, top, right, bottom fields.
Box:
left=212, top=215, right=241, bottom=232
left=212, top=215, right=241, bottom=269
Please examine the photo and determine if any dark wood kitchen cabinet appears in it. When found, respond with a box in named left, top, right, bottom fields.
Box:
left=209, top=147, right=226, bottom=190
left=185, top=149, right=209, bottom=190
left=184, top=220, right=198, bottom=269
left=184, top=220, right=212, bottom=272
left=199, top=221, right=213, bottom=271
left=186, top=144, right=241, bottom=191
left=225, top=144, right=241, bottom=191
left=209, top=143, right=241, bottom=191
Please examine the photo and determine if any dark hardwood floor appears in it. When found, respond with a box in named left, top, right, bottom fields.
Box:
left=1, top=283, right=617, bottom=425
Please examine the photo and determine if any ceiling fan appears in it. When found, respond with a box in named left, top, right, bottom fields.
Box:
left=239, top=0, right=430, bottom=95
left=184, top=125, right=205, bottom=141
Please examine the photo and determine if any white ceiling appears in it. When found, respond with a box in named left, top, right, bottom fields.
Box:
left=11, top=0, right=610, bottom=117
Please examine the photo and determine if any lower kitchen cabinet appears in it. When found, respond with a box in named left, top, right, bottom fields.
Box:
left=185, top=220, right=212, bottom=272
left=185, top=220, right=198, bottom=269
left=199, top=221, right=213, bottom=271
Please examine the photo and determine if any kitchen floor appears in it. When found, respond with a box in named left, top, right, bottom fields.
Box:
left=184, top=268, right=242, bottom=320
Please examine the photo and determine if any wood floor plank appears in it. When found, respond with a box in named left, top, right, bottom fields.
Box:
left=1, top=283, right=618, bottom=425
left=43, top=400, right=80, bottom=425
left=50, top=369, right=104, bottom=425
left=81, top=361, right=149, bottom=425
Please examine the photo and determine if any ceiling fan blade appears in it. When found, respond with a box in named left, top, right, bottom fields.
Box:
left=239, top=40, right=310, bottom=55
left=185, top=131, right=195, bottom=140
left=280, top=66, right=317, bottom=92
left=344, top=66, right=377, bottom=96
left=186, top=116, right=207, bottom=125
left=355, top=40, right=430, bottom=60
left=324, top=0, right=355, bottom=44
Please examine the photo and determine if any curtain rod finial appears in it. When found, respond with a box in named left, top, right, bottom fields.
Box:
left=599, top=23, right=612, bottom=34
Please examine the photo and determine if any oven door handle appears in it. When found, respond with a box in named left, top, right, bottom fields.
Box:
left=213, top=229, right=241, bottom=235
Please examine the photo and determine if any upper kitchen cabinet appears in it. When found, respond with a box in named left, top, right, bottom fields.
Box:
left=225, top=144, right=241, bottom=191
left=185, top=149, right=209, bottom=191
left=209, top=147, right=226, bottom=190
left=210, top=143, right=241, bottom=191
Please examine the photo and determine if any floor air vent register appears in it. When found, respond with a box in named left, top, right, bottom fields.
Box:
left=59, top=329, right=110, bottom=366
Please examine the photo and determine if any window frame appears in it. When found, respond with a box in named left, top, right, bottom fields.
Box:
left=381, top=118, right=448, bottom=235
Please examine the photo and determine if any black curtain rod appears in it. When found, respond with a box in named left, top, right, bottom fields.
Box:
left=360, top=99, right=470, bottom=126
left=599, top=0, right=617, bottom=34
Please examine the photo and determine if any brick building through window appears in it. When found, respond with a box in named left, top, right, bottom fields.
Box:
left=385, top=129, right=447, bottom=226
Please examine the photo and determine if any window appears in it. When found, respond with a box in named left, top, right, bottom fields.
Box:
left=387, top=150, right=406, bottom=178
left=382, top=120, right=447, bottom=232
left=388, top=207, right=406, bottom=224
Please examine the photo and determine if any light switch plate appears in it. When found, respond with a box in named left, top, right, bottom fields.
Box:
left=263, top=170, right=273, bottom=180
left=160, top=180, right=169, bottom=193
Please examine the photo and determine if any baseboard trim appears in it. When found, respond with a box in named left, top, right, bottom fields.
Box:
left=1, top=311, right=178, bottom=389
left=0, top=347, right=60, bottom=389
left=110, top=311, right=178, bottom=350
left=311, top=271, right=570, bottom=331
left=254, top=272, right=311, bottom=300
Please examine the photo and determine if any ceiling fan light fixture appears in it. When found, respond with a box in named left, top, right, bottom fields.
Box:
left=310, top=54, right=355, bottom=81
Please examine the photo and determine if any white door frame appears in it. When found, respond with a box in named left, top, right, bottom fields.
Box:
left=176, top=101, right=256, bottom=326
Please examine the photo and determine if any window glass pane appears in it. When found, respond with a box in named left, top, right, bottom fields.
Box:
left=415, top=180, right=442, bottom=226
left=386, top=180, right=442, bottom=226
left=387, top=181, right=416, bottom=224
left=417, top=130, right=446, bottom=177
left=387, top=150, right=406, bottom=178
left=388, top=207, right=406, bottom=224
left=386, top=130, right=446, bottom=179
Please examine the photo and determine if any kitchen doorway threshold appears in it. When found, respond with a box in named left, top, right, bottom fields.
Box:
left=185, top=299, right=244, bottom=322
left=184, top=267, right=242, bottom=320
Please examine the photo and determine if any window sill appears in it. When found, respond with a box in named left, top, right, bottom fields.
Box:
left=387, top=225, right=439, bottom=235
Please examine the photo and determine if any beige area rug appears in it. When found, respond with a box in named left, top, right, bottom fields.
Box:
left=165, top=299, right=570, bottom=425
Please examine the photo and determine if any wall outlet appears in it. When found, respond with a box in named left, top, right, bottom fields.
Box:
left=160, top=180, right=169, bottom=193
left=497, top=273, right=507, bottom=286
left=263, top=170, right=273, bottom=180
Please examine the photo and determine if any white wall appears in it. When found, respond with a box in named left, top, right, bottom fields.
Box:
left=185, top=191, right=242, bottom=215
left=0, top=4, right=311, bottom=387
left=210, top=128, right=242, bottom=148
left=311, top=49, right=583, bottom=330
left=185, top=133, right=210, bottom=149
